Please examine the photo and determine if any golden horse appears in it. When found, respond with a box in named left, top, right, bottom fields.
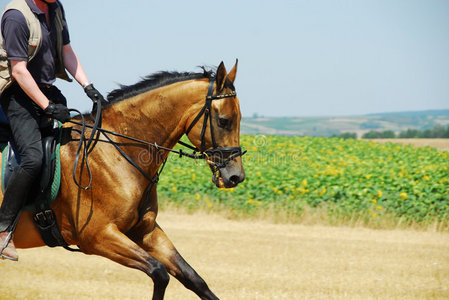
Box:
left=1, top=61, right=245, bottom=300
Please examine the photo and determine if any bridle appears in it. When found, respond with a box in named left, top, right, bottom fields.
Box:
left=67, top=76, right=246, bottom=220
left=68, top=77, right=246, bottom=190
left=181, top=78, right=246, bottom=169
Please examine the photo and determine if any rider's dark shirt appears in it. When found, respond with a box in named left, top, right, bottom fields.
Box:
left=1, top=0, right=70, bottom=85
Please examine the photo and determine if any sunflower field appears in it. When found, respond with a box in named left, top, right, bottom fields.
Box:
left=158, top=136, right=449, bottom=228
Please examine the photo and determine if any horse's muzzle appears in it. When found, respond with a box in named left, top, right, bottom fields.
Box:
left=211, top=163, right=245, bottom=188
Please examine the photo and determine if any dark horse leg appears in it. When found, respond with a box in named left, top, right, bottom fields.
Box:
left=129, top=221, right=219, bottom=300
left=79, top=224, right=170, bottom=300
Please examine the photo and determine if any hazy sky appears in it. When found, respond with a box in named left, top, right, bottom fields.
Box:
left=2, top=0, right=449, bottom=117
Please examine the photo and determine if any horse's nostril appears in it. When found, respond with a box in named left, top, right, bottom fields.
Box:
left=229, top=175, right=240, bottom=185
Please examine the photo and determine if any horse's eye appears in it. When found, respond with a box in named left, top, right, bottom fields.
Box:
left=218, top=117, right=231, bottom=129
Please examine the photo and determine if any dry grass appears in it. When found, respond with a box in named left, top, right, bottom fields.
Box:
left=162, top=201, right=449, bottom=232
left=1, top=210, right=448, bottom=299
left=365, top=138, right=449, bottom=151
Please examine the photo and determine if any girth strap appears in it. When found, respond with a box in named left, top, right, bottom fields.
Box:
left=33, top=209, right=80, bottom=252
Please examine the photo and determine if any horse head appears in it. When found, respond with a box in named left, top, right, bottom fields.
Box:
left=185, top=60, right=245, bottom=188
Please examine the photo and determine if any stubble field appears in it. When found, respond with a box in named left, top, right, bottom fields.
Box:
left=365, top=138, right=449, bottom=152
left=1, top=210, right=448, bottom=299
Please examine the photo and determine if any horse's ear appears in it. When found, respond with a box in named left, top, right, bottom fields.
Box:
left=227, top=59, right=238, bottom=84
left=216, top=61, right=227, bottom=91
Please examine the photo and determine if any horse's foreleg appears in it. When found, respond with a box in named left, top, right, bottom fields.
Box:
left=80, top=224, right=169, bottom=300
left=132, top=224, right=219, bottom=300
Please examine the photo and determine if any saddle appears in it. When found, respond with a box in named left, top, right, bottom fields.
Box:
left=0, top=121, right=68, bottom=248
left=1, top=122, right=61, bottom=210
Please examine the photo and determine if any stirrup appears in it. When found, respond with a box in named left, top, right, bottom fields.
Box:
left=0, top=231, right=13, bottom=252
left=0, top=231, right=18, bottom=260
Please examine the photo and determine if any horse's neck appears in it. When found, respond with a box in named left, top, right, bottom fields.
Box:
left=102, top=80, right=207, bottom=150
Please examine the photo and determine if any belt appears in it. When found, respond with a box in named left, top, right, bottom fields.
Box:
left=38, top=84, right=53, bottom=89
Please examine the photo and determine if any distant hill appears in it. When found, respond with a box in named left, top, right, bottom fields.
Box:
left=241, top=109, right=449, bottom=137
left=367, top=109, right=449, bottom=117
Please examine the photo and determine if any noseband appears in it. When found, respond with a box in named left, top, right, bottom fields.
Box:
left=183, top=78, right=246, bottom=168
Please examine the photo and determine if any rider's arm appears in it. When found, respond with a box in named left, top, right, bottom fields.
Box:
left=63, top=43, right=105, bottom=104
left=2, top=10, right=50, bottom=109
left=63, top=44, right=90, bottom=88
left=10, top=60, right=50, bottom=110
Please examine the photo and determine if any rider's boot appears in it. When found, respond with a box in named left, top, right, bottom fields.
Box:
left=0, top=166, right=35, bottom=261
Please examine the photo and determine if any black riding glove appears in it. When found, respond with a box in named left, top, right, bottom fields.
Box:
left=84, top=83, right=107, bottom=105
left=44, top=102, right=71, bottom=123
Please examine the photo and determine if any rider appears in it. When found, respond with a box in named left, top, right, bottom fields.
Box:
left=0, top=0, right=105, bottom=261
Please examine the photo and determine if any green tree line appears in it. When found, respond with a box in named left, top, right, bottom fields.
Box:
left=333, top=125, right=449, bottom=139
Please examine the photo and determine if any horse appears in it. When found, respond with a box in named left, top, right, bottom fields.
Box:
left=1, top=60, right=245, bottom=300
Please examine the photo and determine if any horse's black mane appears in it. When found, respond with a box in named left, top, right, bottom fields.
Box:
left=106, top=67, right=215, bottom=104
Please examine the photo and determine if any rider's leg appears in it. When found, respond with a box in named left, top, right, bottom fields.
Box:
left=0, top=167, right=36, bottom=260
left=0, top=84, right=43, bottom=261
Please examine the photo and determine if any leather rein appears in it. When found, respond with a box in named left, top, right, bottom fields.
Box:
left=68, top=77, right=246, bottom=190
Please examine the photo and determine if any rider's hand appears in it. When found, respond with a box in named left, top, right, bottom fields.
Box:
left=84, top=83, right=107, bottom=105
left=44, top=102, right=71, bottom=123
